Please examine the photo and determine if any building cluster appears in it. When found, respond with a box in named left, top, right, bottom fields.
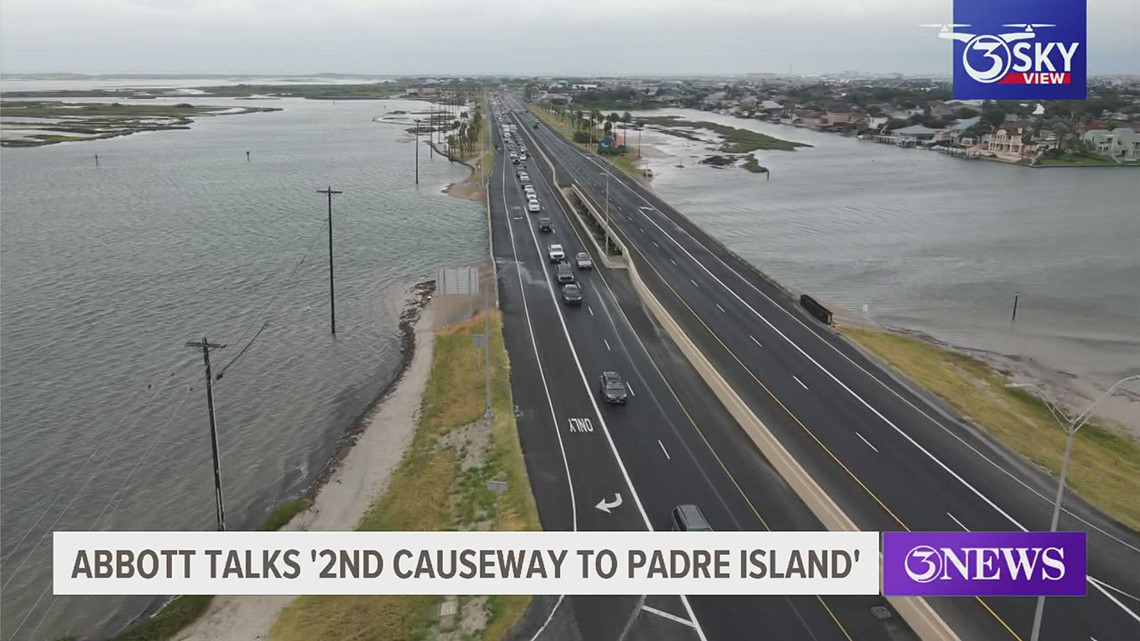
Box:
left=530, top=75, right=1140, bottom=165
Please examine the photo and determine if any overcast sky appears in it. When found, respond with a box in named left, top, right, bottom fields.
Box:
left=1, top=0, right=1135, bottom=76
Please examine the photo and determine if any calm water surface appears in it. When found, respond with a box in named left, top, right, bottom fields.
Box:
left=1, top=96, right=485, bottom=640
left=636, top=109, right=1140, bottom=414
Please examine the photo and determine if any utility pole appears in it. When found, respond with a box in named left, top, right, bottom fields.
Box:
left=317, top=186, right=343, bottom=335
left=246, top=151, right=250, bottom=163
left=1011, top=291, right=1020, bottom=322
left=94, top=153, right=99, bottom=167
left=414, top=119, right=420, bottom=185
left=185, top=337, right=228, bottom=531
left=429, top=102, right=435, bottom=160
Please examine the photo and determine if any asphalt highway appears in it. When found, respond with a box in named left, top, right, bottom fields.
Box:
left=488, top=103, right=923, bottom=641
left=504, top=97, right=1140, bottom=641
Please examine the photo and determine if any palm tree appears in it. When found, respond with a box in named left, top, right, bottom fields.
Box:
left=574, top=109, right=584, bottom=131
left=622, top=112, right=632, bottom=147
left=589, top=109, right=602, bottom=144
left=603, top=119, right=613, bottom=137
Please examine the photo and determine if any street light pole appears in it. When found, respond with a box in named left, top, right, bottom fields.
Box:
left=1009, top=374, right=1139, bottom=641
left=414, top=118, right=420, bottom=185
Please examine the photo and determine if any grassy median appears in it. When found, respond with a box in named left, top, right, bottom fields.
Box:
left=841, top=325, right=1140, bottom=531
left=271, top=310, right=539, bottom=641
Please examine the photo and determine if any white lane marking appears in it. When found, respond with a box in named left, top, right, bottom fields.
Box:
left=793, top=375, right=809, bottom=390
left=514, top=115, right=715, bottom=641
left=658, top=440, right=671, bottom=460
left=624, top=172, right=1140, bottom=556
left=604, top=338, right=611, bottom=351
left=670, top=258, right=677, bottom=266
left=653, top=241, right=659, bottom=248
left=749, top=335, right=762, bottom=348
left=1089, top=577, right=1140, bottom=605
left=496, top=148, right=578, bottom=532
left=642, top=604, right=696, bottom=628
left=947, top=512, right=970, bottom=531
left=587, top=305, right=594, bottom=317
left=855, top=432, right=878, bottom=453
left=627, top=382, right=635, bottom=397
left=715, top=303, right=726, bottom=313
left=690, top=279, right=698, bottom=287
left=562, top=126, right=1140, bottom=621
left=640, top=227, right=647, bottom=234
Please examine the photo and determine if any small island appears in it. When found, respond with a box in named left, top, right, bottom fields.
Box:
left=1, top=101, right=281, bottom=147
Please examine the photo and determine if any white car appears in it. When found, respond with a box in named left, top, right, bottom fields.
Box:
left=548, top=243, right=565, bottom=262
left=527, top=200, right=541, bottom=213
left=524, top=186, right=536, bottom=196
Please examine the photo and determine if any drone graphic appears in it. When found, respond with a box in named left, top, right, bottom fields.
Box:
left=921, top=22, right=1057, bottom=83
left=920, top=23, right=1055, bottom=43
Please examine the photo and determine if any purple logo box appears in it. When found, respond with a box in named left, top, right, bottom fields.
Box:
left=883, top=531, right=1086, bottom=597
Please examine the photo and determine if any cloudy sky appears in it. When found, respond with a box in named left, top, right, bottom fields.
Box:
left=1, top=0, right=1135, bottom=76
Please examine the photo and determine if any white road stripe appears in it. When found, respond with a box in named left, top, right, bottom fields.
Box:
left=690, top=279, right=698, bottom=287
left=658, top=440, right=671, bottom=460
left=947, top=512, right=970, bottom=532
left=715, top=303, right=726, bottom=313
left=603, top=338, right=611, bottom=351
left=587, top=305, right=594, bottom=317
left=855, top=432, right=878, bottom=453
left=670, top=258, right=677, bottom=266
left=640, top=227, right=646, bottom=234
left=793, top=375, right=809, bottom=390
left=653, top=241, right=659, bottom=247
left=626, top=382, right=635, bottom=396
left=749, top=335, right=762, bottom=348
left=642, top=605, right=696, bottom=628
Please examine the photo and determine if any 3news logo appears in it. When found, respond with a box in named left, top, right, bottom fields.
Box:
left=882, top=532, right=1087, bottom=597
left=926, top=0, right=1087, bottom=100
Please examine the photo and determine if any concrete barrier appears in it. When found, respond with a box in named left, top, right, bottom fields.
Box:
left=555, top=178, right=961, bottom=641
left=568, top=184, right=626, bottom=271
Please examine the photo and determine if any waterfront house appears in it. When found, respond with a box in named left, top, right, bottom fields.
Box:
left=892, top=124, right=942, bottom=144
left=864, top=115, right=890, bottom=132
left=1083, top=128, right=1140, bottom=162
left=982, top=125, right=1030, bottom=159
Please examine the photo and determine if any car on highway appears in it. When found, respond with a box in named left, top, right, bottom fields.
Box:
left=556, top=262, right=575, bottom=284
left=599, top=371, right=628, bottom=404
left=524, top=184, right=535, bottom=195
left=670, top=504, right=712, bottom=532
left=516, top=167, right=527, bottom=177
left=575, top=252, right=593, bottom=270
left=512, top=157, right=519, bottom=165
left=561, top=282, right=583, bottom=305
left=547, top=243, right=565, bottom=262
left=527, top=200, right=541, bottom=213
left=519, top=153, right=528, bottom=161
left=538, top=217, right=553, bottom=232
left=520, top=174, right=531, bottom=185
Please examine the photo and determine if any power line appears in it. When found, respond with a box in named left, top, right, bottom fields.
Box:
left=216, top=219, right=329, bottom=380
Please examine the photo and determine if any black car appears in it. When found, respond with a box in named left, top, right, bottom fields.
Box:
left=562, top=283, right=583, bottom=306
left=671, top=504, right=713, bottom=532
left=599, top=371, right=628, bottom=404
left=512, top=157, right=519, bottom=165
left=538, top=217, right=553, bottom=232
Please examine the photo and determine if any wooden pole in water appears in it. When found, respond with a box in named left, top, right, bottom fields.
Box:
left=94, top=154, right=99, bottom=167
left=246, top=151, right=250, bottom=163
left=317, top=186, right=343, bottom=335
left=414, top=119, right=420, bottom=185
left=185, top=337, right=228, bottom=531
left=1011, top=291, right=1020, bottom=322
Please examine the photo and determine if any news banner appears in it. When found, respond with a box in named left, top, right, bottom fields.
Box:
left=55, top=531, right=1085, bottom=598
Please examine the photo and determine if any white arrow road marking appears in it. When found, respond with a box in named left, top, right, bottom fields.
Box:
left=595, top=493, right=623, bottom=513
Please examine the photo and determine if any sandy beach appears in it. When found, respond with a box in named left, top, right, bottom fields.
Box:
left=174, top=299, right=436, bottom=641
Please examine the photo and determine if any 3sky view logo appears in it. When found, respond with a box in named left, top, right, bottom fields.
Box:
left=925, top=0, right=1087, bottom=100
left=882, top=532, right=1087, bottom=597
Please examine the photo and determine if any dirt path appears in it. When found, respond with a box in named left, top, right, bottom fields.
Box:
left=174, top=304, right=436, bottom=641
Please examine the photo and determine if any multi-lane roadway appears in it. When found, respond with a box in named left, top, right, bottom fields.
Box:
left=499, top=95, right=1140, bottom=641
left=487, top=99, right=928, bottom=640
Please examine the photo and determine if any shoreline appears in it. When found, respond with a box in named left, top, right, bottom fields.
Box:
left=627, top=117, right=1137, bottom=432
left=172, top=280, right=439, bottom=641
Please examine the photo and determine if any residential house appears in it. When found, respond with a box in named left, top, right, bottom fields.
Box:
left=892, top=125, right=942, bottom=143
left=822, top=111, right=863, bottom=127
left=940, top=116, right=980, bottom=146
left=1083, top=128, right=1140, bottom=162
left=864, top=115, right=889, bottom=131
left=982, top=125, right=1030, bottom=158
